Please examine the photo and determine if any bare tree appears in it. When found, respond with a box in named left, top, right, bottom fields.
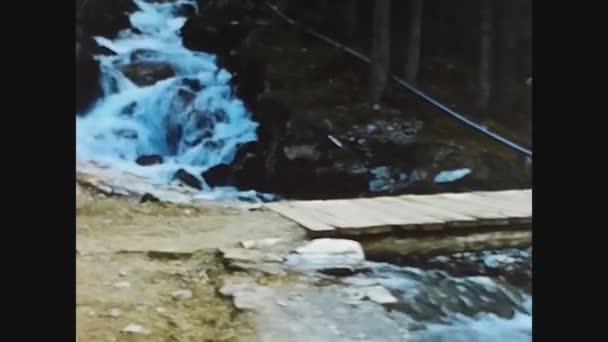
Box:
left=478, top=0, right=493, bottom=113
left=405, top=0, right=423, bottom=84
left=491, top=1, right=519, bottom=119
left=369, top=0, right=391, bottom=107
left=344, top=0, right=358, bottom=40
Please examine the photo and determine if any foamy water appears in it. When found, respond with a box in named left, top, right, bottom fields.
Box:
left=76, top=0, right=260, bottom=200
left=371, top=261, right=532, bottom=342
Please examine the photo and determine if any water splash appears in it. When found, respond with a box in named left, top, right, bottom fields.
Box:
left=76, top=0, right=260, bottom=199
left=369, top=262, right=531, bottom=342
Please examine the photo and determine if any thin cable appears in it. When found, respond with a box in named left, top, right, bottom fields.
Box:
left=264, top=3, right=532, bottom=157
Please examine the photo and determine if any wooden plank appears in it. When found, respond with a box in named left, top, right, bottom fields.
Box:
left=363, top=197, right=446, bottom=230
left=398, top=195, right=511, bottom=225
left=298, top=200, right=388, bottom=228
left=347, top=198, right=445, bottom=231
left=437, top=193, right=531, bottom=218
left=293, top=200, right=368, bottom=228
left=394, top=196, right=479, bottom=227
left=266, top=189, right=532, bottom=236
left=265, top=202, right=335, bottom=232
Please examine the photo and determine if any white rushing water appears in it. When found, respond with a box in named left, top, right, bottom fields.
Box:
left=370, top=262, right=532, bottom=342
left=76, top=0, right=261, bottom=200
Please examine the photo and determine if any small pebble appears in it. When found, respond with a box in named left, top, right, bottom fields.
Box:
left=184, top=209, right=192, bottom=215
left=156, top=307, right=167, bottom=314
left=170, top=289, right=193, bottom=300
left=121, top=324, right=147, bottom=334
left=113, top=281, right=131, bottom=289
left=118, top=269, right=128, bottom=277
left=277, top=300, right=287, bottom=307
left=110, top=308, right=122, bottom=318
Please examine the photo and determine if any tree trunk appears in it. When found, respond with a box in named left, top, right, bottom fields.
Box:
left=405, top=0, right=423, bottom=84
left=491, top=1, right=519, bottom=119
left=478, top=0, right=493, bottom=113
left=369, top=0, right=391, bottom=107
left=344, top=0, right=358, bottom=40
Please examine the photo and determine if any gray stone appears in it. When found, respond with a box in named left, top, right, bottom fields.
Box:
left=120, top=324, right=148, bottom=334
left=370, top=166, right=390, bottom=178
left=364, top=286, right=398, bottom=305
left=113, top=281, right=131, bottom=289
left=369, top=179, right=390, bottom=193
left=170, top=289, right=193, bottom=300
left=110, top=308, right=122, bottom=318
left=410, top=169, right=428, bottom=183
left=118, top=62, right=175, bottom=86
left=220, top=248, right=284, bottom=263
left=289, top=239, right=367, bottom=273
left=240, top=238, right=285, bottom=249
left=484, top=255, right=516, bottom=269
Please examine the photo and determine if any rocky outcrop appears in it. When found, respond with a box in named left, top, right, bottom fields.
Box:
left=174, top=169, right=202, bottom=190
left=76, top=26, right=102, bottom=114
left=180, top=9, right=254, bottom=56
left=76, top=0, right=135, bottom=38
left=118, top=62, right=175, bottom=86
left=201, top=97, right=290, bottom=193
left=135, top=155, right=164, bottom=166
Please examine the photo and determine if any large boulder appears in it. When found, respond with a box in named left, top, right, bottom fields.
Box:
left=118, top=62, right=175, bottom=86
left=180, top=16, right=252, bottom=56
left=218, top=54, right=267, bottom=105
left=76, top=0, right=135, bottom=38
left=76, top=26, right=102, bottom=114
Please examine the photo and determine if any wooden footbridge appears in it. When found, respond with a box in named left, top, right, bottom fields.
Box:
left=266, top=189, right=532, bottom=237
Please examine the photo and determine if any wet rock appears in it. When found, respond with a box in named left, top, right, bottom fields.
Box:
left=77, top=0, right=135, bottom=38
left=363, top=286, right=398, bottom=305
left=409, top=169, right=428, bottom=183
left=140, top=193, right=160, bottom=203
left=76, top=27, right=102, bottom=114
left=434, top=168, right=472, bottom=184
left=289, top=239, right=367, bottom=273
left=368, top=166, right=392, bottom=193
left=484, top=254, right=516, bottom=269
left=135, top=154, right=163, bottom=166
left=201, top=164, right=234, bottom=187
left=175, top=3, right=196, bottom=17
left=295, top=239, right=365, bottom=259
left=181, top=13, right=252, bottom=56
left=219, top=54, right=267, bottom=105
left=174, top=169, right=202, bottom=190
left=118, top=62, right=175, bottom=86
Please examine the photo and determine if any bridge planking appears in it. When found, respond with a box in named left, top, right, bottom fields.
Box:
left=265, top=190, right=532, bottom=236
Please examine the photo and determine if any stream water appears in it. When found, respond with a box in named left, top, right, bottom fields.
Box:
left=76, top=0, right=262, bottom=201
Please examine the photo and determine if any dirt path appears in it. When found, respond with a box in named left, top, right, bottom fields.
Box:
left=76, top=183, right=306, bottom=342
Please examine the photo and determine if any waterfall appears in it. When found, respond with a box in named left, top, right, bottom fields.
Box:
left=76, top=0, right=260, bottom=200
